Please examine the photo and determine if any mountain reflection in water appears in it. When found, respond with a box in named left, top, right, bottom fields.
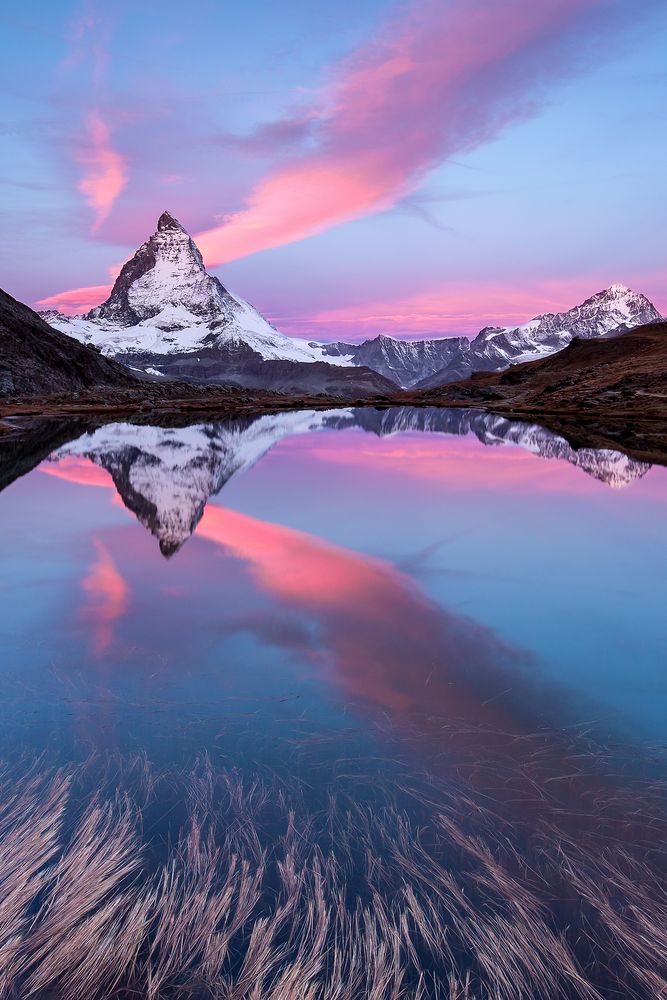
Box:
left=47, top=407, right=651, bottom=555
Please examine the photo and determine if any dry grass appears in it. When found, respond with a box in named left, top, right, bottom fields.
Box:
left=0, top=751, right=664, bottom=1000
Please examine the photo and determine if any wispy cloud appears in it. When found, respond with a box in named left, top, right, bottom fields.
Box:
left=81, top=538, right=129, bottom=655
left=61, top=4, right=128, bottom=231
left=37, top=281, right=113, bottom=314
left=195, top=0, right=641, bottom=266
left=77, top=111, right=127, bottom=232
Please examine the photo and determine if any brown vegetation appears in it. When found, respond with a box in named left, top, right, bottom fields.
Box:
left=0, top=749, right=664, bottom=999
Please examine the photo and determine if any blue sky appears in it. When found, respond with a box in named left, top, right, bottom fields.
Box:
left=1, top=0, right=665, bottom=337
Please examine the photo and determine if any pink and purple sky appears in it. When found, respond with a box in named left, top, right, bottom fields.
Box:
left=1, top=0, right=665, bottom=340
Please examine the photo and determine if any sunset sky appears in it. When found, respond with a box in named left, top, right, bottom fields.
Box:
left=2, top=0, right=665, bottom=339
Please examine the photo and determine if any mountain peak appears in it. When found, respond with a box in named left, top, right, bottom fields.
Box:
left=157, top=210, right=186, bottom=233
left=53, top=213, right=326, bottom=365
left=85, top=211, right=220, bottom=327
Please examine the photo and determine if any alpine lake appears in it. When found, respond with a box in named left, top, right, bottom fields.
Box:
left=0, top=406, right=665, bottom=1000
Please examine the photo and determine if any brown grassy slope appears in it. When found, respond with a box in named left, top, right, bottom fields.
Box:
left=0, top=287, right=139, bottom=396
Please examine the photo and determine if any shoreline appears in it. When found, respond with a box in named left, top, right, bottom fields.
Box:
left=2, top=392, right=667, bottom=468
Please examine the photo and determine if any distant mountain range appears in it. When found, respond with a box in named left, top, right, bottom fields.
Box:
left=43, top=212, right=660, bottom=391
left=53, top=408, right=651, bottom=556
left=413, top=317, right=667, bottom=416
left=319, top=284, right=660, bottom=388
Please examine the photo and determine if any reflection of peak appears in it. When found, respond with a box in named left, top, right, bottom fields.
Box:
left=51, top=407, right=651, bottom=554
left=54, top=412, right=345, bottom=556
left=470, top=414, right=651, bottom=489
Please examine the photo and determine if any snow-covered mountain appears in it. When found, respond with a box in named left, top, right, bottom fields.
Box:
left=51, top=408, right=650, bottom=555
left=316, top=285, right=660, bottom=389
left=43, top=212, right=337, bottom=365
left=41, top=212, right=398, bottom=396
left=414, top=284, right=660, bottom=389
left=41, top=212, right=660, bottom=392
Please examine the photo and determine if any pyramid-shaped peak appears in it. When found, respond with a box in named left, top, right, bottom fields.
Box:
left=157, top=210, right=187, bottom=233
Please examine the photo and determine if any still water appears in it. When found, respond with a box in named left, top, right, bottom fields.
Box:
left=0, top=406, right=665, bottom=999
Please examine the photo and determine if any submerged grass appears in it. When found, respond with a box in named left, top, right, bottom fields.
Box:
left=0, top=746, right=664, bottom=1000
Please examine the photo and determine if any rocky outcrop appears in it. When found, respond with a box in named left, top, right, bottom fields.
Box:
left=0, top=287, right=137, bottom=398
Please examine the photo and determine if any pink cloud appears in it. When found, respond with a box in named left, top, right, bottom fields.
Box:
left=81, top=538, right=129, bottom=655
left=77, top=111, right=128, bottom=232
left=60, top=7, right=126, bottom=231
left=278, top=276, right=657, bottom=339
left=37, top=283, right=113, bottom=315
left=195, top=0, right=627, bottom=266
left=40, top=457, right=116, bottom=489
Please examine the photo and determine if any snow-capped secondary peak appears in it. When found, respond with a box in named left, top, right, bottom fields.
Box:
left=415, top=284, right=661, bottom=388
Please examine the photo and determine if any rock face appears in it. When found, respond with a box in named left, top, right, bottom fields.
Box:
left=104, top=346, right=397, bottom=396
left=0, top=287, right=137, bottom=398
left=317, top=334, right=470, bottom=388
left=90, top=211, right=228, bottom=328
left=51, top=406, right=650, bottom=556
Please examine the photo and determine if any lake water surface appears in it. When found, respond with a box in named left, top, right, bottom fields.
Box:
left=0, top=406, right=665, bottom=999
